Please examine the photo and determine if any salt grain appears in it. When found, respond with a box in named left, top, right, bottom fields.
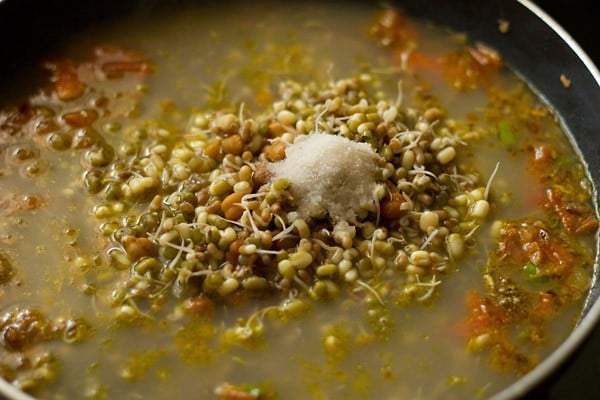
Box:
left=268, top=133, right=381, bottom=221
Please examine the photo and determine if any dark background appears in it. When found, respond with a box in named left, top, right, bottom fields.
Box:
left=530, top=2, right=600, bottom=399
left=535, top=0, right=600, bottom=64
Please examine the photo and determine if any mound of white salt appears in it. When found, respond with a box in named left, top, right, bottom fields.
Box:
left=268, top=133, right=381, bottom=221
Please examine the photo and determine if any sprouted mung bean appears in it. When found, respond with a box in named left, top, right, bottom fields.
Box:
left=0, top=3, right=597, bottom=399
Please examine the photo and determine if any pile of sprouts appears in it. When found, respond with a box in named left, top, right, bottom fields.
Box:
left=94, top=74, right=493, bottom=343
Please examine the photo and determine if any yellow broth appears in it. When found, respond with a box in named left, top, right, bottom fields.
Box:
left=0, top=2, right=597, bottom=399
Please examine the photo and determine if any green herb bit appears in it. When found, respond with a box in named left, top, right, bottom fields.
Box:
left=521, top=263, right=551, bottom=286
left=521, top=262, right=538, bottom=279
left=497, top=120, right=515, bottom=145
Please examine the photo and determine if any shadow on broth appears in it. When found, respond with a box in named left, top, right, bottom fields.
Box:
left=1, top=1, right=599, bottom=399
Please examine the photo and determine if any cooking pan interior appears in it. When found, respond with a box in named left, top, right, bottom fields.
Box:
left=0, top=1, right=599, bottom=399
left=395, top=0, right=600, bottom=313
left=2, top=0, right=599, bottom=199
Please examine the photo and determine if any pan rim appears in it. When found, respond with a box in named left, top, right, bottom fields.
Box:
left=490, top=1, right=600, bottom=399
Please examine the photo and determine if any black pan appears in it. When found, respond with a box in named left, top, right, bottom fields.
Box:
left=0, top=1, right=598, bottom=399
